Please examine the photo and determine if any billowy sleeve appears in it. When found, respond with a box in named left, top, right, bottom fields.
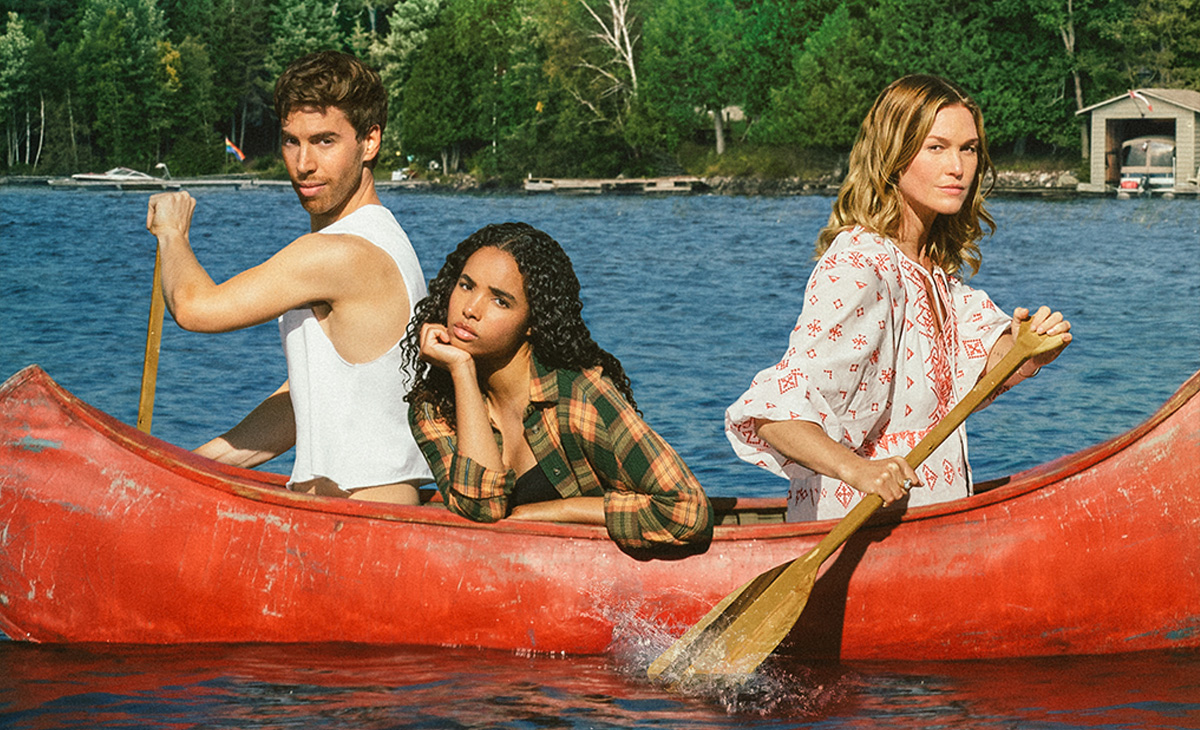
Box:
left=951, top=279, right=1012, bottom=388
left=571, top=370, right=713, bottom=550
left=725, top=245, right=900, bottom=478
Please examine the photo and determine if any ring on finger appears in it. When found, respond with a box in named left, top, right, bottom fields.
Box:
left=902, top=479, right=913, bottom=491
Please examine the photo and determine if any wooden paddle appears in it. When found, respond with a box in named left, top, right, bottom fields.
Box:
left=136, top=247, right=167, bottom=433
left=648, top=319, right=1065, bottom=683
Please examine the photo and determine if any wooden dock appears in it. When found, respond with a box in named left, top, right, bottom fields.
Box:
left=523, top=176, right=703, bottom=194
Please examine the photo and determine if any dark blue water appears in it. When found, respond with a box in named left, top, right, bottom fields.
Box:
left=3, top=188, right=1197, bottom=491
left=1, top=186, right=1198, bottom=727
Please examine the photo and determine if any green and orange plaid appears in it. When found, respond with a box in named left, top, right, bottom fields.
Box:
left=410, top=356, right=713, bottom=551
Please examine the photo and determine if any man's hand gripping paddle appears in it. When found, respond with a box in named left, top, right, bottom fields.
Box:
left=647, top=320, right=1065, bottom=684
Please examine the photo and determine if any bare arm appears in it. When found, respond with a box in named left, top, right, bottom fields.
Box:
left=754, top=418, right=918, bottom=504
left=194, top=381, right=296, bottom=468
left=146, top=191, right=392, bottom=334
left=418, top=323, right=506, bottom=471
left=508, top=496, right=606, bottom=524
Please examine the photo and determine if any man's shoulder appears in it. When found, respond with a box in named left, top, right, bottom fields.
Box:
left=317, top=204, right=404, bottom=238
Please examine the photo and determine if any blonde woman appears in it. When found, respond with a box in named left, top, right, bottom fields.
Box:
left=726, top=75, right=1072, bottom=522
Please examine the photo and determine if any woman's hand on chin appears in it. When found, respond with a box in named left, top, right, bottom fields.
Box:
left=419, top=322, right=473, bottom=371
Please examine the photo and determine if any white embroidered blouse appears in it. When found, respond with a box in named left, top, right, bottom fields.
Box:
left=725, top=227, right=1012, bottom=521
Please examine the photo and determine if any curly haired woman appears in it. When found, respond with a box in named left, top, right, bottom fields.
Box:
left=726, top=75, right=1072, bottom=522
left=403, top=222, right=712, bottom=552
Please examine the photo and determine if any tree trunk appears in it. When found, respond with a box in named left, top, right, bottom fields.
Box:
left=1072, top=68, right=1087, bottom=158
left=67, top=90, right=78, bottom=168
left=713, top=106, right=725, bottom=156
left=1059, top=0, right=1088, bottom=159
left=34, top=93, right=45, bottom=170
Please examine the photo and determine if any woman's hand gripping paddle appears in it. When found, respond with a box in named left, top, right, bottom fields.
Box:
left=137, top=247, right=167, bottom=433
left=647, top=320, right=1065, bottom=684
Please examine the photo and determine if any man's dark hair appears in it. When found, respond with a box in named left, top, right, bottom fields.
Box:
left=274, top=51, right=387, bottom=142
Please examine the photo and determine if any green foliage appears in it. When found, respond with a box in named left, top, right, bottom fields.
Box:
left=74, top=0, right=166, bottom=168
left=1113, top=0, right=1200, bottom=87
left=0, top=13, right=33, bottom=123
left=400, top=14, right=490, bottom=171
left=370, top=0, right=446, bottom=157
left=156, top=36, right=223, bottom=174
left=2, top=0, right=1197, bottom=179
left=207, top=0, right=271, bottom=157
left=268, top=0, right=347, bottom=76
left=754, top=1, right=882, bottom=148
left=677, top=140, right=842, bottom=179
left=638, top=0, right=746, bottom=152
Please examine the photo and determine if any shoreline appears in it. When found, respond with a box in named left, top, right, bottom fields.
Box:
left=0, top=171, right=1176, bottom=198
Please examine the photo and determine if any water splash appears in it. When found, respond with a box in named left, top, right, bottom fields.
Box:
left=592, top=593, right=857, bottom=718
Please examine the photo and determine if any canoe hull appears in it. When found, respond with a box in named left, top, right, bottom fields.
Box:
left=1, top=365, right=1197, bottom=659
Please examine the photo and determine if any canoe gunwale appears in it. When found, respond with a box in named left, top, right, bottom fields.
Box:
left=4, top=364, right=1198, bottom=544
left=3, top=364, right=1198, bottom=655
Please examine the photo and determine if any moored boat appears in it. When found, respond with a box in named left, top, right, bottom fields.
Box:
left=52, top=167, right=179, bottom=190
left=0, top=365, right=1197, bottom=659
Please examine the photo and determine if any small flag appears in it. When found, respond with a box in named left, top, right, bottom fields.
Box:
left=1128, top=90, right=1153, bottom=112
left=225, top=136, right=246, bottom=161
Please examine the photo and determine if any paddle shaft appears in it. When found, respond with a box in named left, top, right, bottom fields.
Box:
left=648, top=320, right=1064, bottom=681
left=137, top=247, right=166, bottom=434
left=807, top=321, right=1056, bottom=564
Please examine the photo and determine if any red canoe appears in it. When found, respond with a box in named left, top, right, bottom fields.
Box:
left=1, top=364, right=1197, bottom=660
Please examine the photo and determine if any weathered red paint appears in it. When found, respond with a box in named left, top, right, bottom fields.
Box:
left=1, top=365, right=1197, bottom=659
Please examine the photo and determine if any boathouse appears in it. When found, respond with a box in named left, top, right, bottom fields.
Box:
left=1076, top=88, right=1200, bottom=194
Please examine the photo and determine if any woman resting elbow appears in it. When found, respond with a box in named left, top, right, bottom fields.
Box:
left=403, top=223, right=713, bottom=552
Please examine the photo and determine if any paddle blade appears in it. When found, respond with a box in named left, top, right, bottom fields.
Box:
left=648, top=554, right=820, bottom=684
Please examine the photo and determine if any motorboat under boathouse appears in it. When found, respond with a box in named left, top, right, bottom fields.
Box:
left=1076, top=88, right=1200, bottom=197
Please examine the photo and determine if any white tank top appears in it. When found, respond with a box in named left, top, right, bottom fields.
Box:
left=279, top=204, right=432, bottom=489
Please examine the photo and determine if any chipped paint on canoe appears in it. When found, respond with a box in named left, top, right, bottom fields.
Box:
left=0, top=364, right=1197, bottom=659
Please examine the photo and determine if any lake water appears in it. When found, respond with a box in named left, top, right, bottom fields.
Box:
left=1, top=186, right=1198, bottom=727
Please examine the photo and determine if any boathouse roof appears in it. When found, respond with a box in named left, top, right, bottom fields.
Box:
left=1076, top=88, right=1200, bottom=116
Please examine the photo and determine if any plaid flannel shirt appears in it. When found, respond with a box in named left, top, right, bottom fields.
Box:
left=409, top=356, right=713, bottom=551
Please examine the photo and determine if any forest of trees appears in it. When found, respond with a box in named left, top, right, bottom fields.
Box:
left=1, top=0, right=1197, bottom=183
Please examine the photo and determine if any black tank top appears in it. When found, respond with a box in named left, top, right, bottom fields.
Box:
left=509, top=464, right=560, bottom=510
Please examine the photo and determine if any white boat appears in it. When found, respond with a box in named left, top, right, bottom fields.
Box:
left=1117, top=136, right=1175, bottom=197
left=55, top=167, right=179, bottom=190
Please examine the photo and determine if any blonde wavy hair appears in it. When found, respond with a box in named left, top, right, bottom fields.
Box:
left=816, top=75, right=995, bottom=277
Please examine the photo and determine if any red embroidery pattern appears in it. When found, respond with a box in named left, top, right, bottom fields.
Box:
left=726, top=229, right=1009, bottom=521
left=963, top=338, right=987, bottom=359
left=778, top=371, right=799, bottom=394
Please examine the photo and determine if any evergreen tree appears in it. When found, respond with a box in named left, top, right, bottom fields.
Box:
left=756, top=1, right=882, bottom=148
left=208, top=0, right=271, bottom=157
left=155, top=35, right=222, bottom=173
left=1114, top=0, right=1200, bottom=88
left=372, top=0, right=446, bottom=162
left=402, top=20, right=483, bottom=173
left=0, top=12, right=34, bottom=168
left=74, top=0, right=167, bottom=169
left=639, top=0, right=746, bottom=155
left=268, top=0, right=347, bottom=77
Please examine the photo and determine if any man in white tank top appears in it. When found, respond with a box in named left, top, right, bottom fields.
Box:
left=144, top=51, right=432, bottom=504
